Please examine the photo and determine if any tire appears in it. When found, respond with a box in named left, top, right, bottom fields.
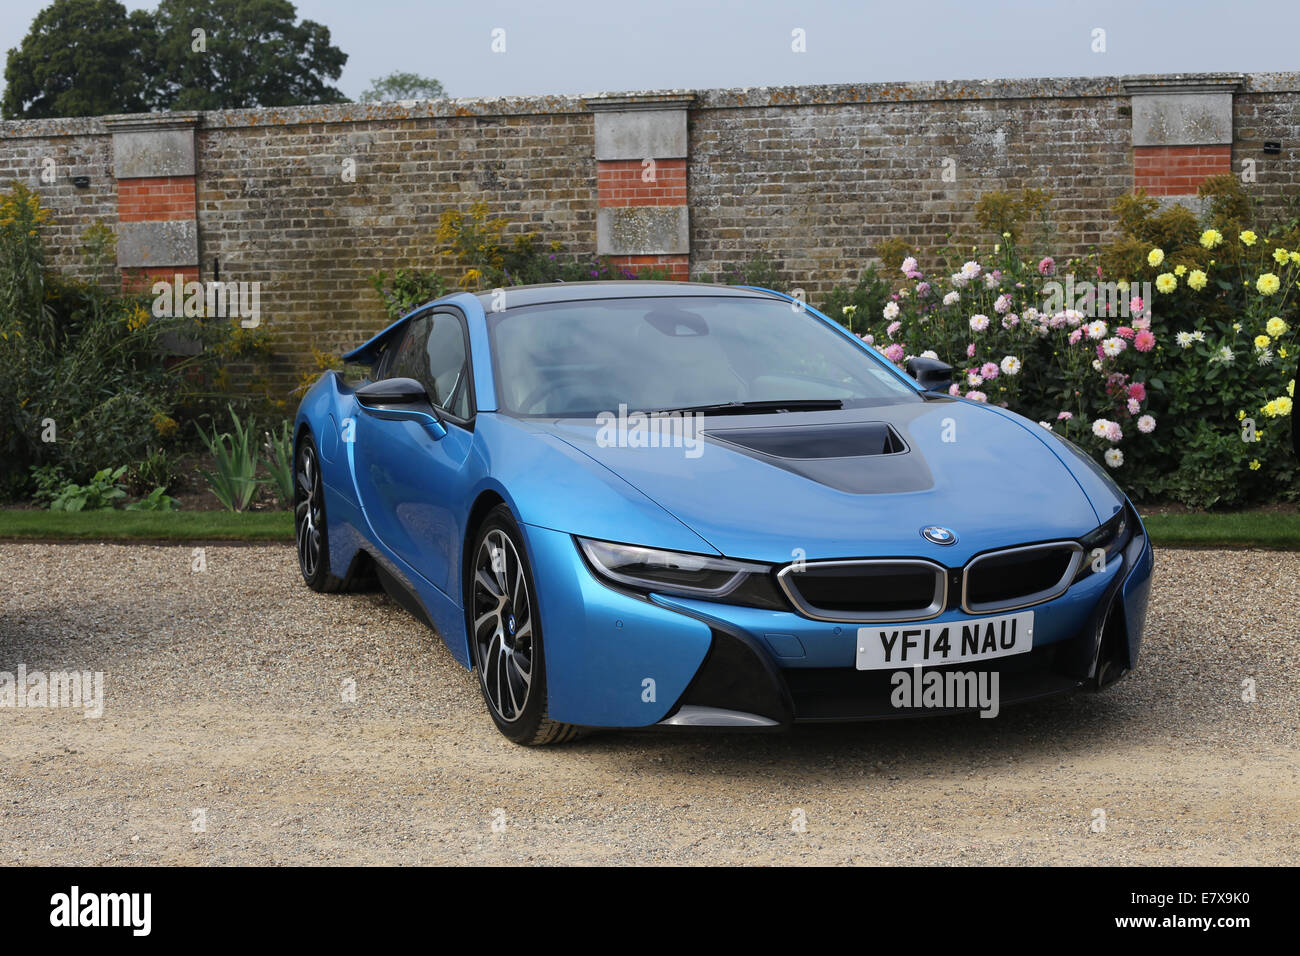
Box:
left=295, top=432, right=348, bottom=593
left=467, top=506, right=585, bottom=745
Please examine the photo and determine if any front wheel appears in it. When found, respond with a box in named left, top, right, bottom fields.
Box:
left=295, top=432, right=347, bottom=593
left=468, top=506, right=584, bottom=745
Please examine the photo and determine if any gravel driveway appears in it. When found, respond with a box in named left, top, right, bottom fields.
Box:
left=1, top=542, right=1297, bottom=865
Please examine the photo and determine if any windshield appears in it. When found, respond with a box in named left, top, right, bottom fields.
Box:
left=487, top=295, right=921, bottom=417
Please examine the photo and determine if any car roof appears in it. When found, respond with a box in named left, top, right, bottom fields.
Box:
left=473, top=280, right=784, bottom=310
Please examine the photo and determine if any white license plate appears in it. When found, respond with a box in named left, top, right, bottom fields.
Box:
left=856, top=611, right=1034, bottom=670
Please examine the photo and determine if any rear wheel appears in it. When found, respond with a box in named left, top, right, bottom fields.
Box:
left=468, top=506, right=584, bottom=745
left=295, top=433, right=347, bottom=593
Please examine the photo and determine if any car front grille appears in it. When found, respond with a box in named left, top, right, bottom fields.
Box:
left=961, top=541, right=1083, bottom=614
left=776, top=559, right=947, bottom=622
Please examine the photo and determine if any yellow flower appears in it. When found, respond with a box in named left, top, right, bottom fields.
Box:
left=1275, top=396, right=1294, bottom=416
left=1289, top=379, right=1295, bottom=397
left=1257, top=273, right=1281, bottom=295
left=1273, top=248, right=1290, bottom=266
left=1199, top=229, right=1223, bottom=249
left=1237, top=409, right=1247, bottom=420
left=1155, top=273, right=1177, bottom=293
left=1266, top=317, right=1288, bottom=337
left=1187, top=269, right=1207, bottom=290
left=1232, top=322, right=1242, bottom=332
left=1290, top=251, right=1300, bottom=265
left=1240, top=230, right=1257, bottom=246
left=1282, top=348, right=1290, bottom=358
left=1249, top=460, right=1261, bottom=471
left=1117, top=280, right=1130, bottom=292
left=1147, top=248, right=1165, bottom=267
left=1174, top=264, right=1187, bottom=276
left=1255, top=334, right=1271, bottom=349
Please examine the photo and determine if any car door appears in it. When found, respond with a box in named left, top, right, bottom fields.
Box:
left=351, top=308, right=477, bottom=596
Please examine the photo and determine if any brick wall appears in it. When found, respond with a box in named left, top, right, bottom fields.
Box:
left=2, top=72, right=1299, bottom=396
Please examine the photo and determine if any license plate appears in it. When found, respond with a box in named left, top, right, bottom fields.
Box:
left=856, top=611, right=1034, bottom=670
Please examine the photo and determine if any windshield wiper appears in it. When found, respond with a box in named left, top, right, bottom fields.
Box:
left=650, top=399, right=843, bottom=416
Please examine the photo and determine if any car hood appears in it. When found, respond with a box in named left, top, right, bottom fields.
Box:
left=545, top=399, right=1105, bottom=565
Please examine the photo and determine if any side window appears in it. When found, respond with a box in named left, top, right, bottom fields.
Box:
left=384, top=316, right=431, bottom=382
left=421, top=312, right=471, bottom=419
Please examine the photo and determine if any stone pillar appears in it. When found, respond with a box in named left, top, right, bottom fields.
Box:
left=104, top=112, right=200, bottom=290
left=1123, top=76, right=1243, bottom=201
left=587, top=93, right=693, bottom=280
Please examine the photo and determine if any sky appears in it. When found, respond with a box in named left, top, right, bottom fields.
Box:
left=2, top=0, right=1299, bottom=103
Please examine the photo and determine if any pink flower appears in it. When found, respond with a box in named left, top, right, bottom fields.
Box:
left=966, top=343, right=976, bottom=358
left=1105, top=421, right=1123, bottom=442
left=901, top=256, right=918, bottom=274
left=1038, top=257, right=1055, bottom=276
left=1132, top=316, right=1151, bottom=331
left=948, top=383, right=962, bottom=396
left=883, top=343, right=905, bottom=363
left=1002, top=313, right=1019, bottom=329
left=1127, top=382, right=1146, bottom=401
left=980, top=362, right=999, bottom=380
left=1137, top=414, right=1156, bottom=434
left=887, top=320, right=902, bottom=337
left=860, top=333, right=875, bottom=345
left=965, top=390, right=988, bottom=403
left=1116, top=326, right=1134, bottom=340
left=1127, top=397, right=1141, bottom=415
left=1129, top=296, right=1144, bottom=315
left=916, top=281, right=930, bottom=297
left=1134, top=330, right=1155, bottom=352
left=1068, top=329, right=1083, bottom=345
left=1057, top=411, right=1073, bottom=420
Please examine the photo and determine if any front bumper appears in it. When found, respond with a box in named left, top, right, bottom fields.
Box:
left=522, top=520, right=1155, bottom=728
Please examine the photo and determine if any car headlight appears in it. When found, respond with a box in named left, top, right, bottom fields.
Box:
left=1074, top=504, right=1135, bottom=581
left=577, top=538, right=788, bottom=610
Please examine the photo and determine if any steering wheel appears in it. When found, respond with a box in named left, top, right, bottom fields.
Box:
left=517, top=372, right=607, bottom=415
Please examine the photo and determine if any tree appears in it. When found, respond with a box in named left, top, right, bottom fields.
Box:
left=2, top=0, right=158, bottom=119
left=359, top=71, right=446, bottom=103
left=151, top=0, right=347, bottom=109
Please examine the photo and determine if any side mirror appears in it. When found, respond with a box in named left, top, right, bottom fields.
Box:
left=905, top=356, right=954, bottom=393
left=355, top=377, right=447, bottom=440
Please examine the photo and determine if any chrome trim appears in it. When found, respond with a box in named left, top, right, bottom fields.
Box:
left=776, top=558, right=948, bottom=623
left=961, top=541, right=1084, bottom=614
left=659, top=706, right=780, bottom=728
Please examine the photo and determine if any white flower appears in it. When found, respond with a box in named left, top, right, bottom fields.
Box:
left=1065, top=310, right=1085, bottom=328
left=994, top=294, right=1011, bottom=314
left=1137, top=415, right=1156, bottom=434
left=950, top=273, right=968, bottom=288
left=969, top=314, right=990, bottom=332
left=841, top=304, right=857, bottom=316
left=1086, top=320, right=1107, bottom=340
left=960, top=260, right=982, bottom=279
left=1175, top=331, right=1194, bottom=348
left=984, top=273, right=999, bottom=289
left=901, top=256, right=918, bottom=273
left=1104, top=448, right=1124, bottom=468
left=1022, top=308, right=1040, bottom=324
left=1101, top=337, right=1125, bottom=357
left=1257, top=348, right=1274, bottom=366
left=920, top=349, right=938, bottom=360
left=967, top=372, right=984, bottom=387
left=883, top=301, right=900, bottom=320
left=942, top=291, right=961, bottom=306
left=1190, top=330, right=1205, bottom=342
left=1213, top=346, right=1235, bottom=364
left=1092, top=359, right=1103, bottom=371
left=1000, top=355, right=1021, bottom=376
left=1092, top=419, right=1111, bottom=438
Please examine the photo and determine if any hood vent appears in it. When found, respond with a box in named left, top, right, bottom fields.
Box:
left=706, top=421, right=906, bottom=461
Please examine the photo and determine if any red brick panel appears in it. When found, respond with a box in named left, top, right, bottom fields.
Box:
left=597, top=159, right=687, bottom=207
left=122, top=265, right=199, bottom=293
left=610, top=254, right=689, bottom=281
left=118, top=176, right=198, bottom=222
left=1133, top=145, right=1231, bottom=196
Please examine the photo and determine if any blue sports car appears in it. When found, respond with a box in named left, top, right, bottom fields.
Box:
left=294, top=282, right=1154, bottom=744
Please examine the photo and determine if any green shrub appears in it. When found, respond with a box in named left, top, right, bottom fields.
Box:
left=196, top=406, right=263, bottom=512
left=49, top=466, right=127, bottom=512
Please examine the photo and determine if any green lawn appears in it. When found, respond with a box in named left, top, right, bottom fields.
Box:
left=0, top=509, right=293, bottom=542
left=0, top=507, right=1297, bottom=549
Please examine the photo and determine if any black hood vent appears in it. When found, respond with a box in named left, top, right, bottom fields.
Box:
left=707, top=421, right=906, bottom=460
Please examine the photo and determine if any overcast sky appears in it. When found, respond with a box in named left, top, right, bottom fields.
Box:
left=3, top=0, right=1300, bottom=103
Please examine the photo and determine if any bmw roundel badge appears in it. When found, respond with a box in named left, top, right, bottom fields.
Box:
left=921, top=526, right=957, bottom=546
